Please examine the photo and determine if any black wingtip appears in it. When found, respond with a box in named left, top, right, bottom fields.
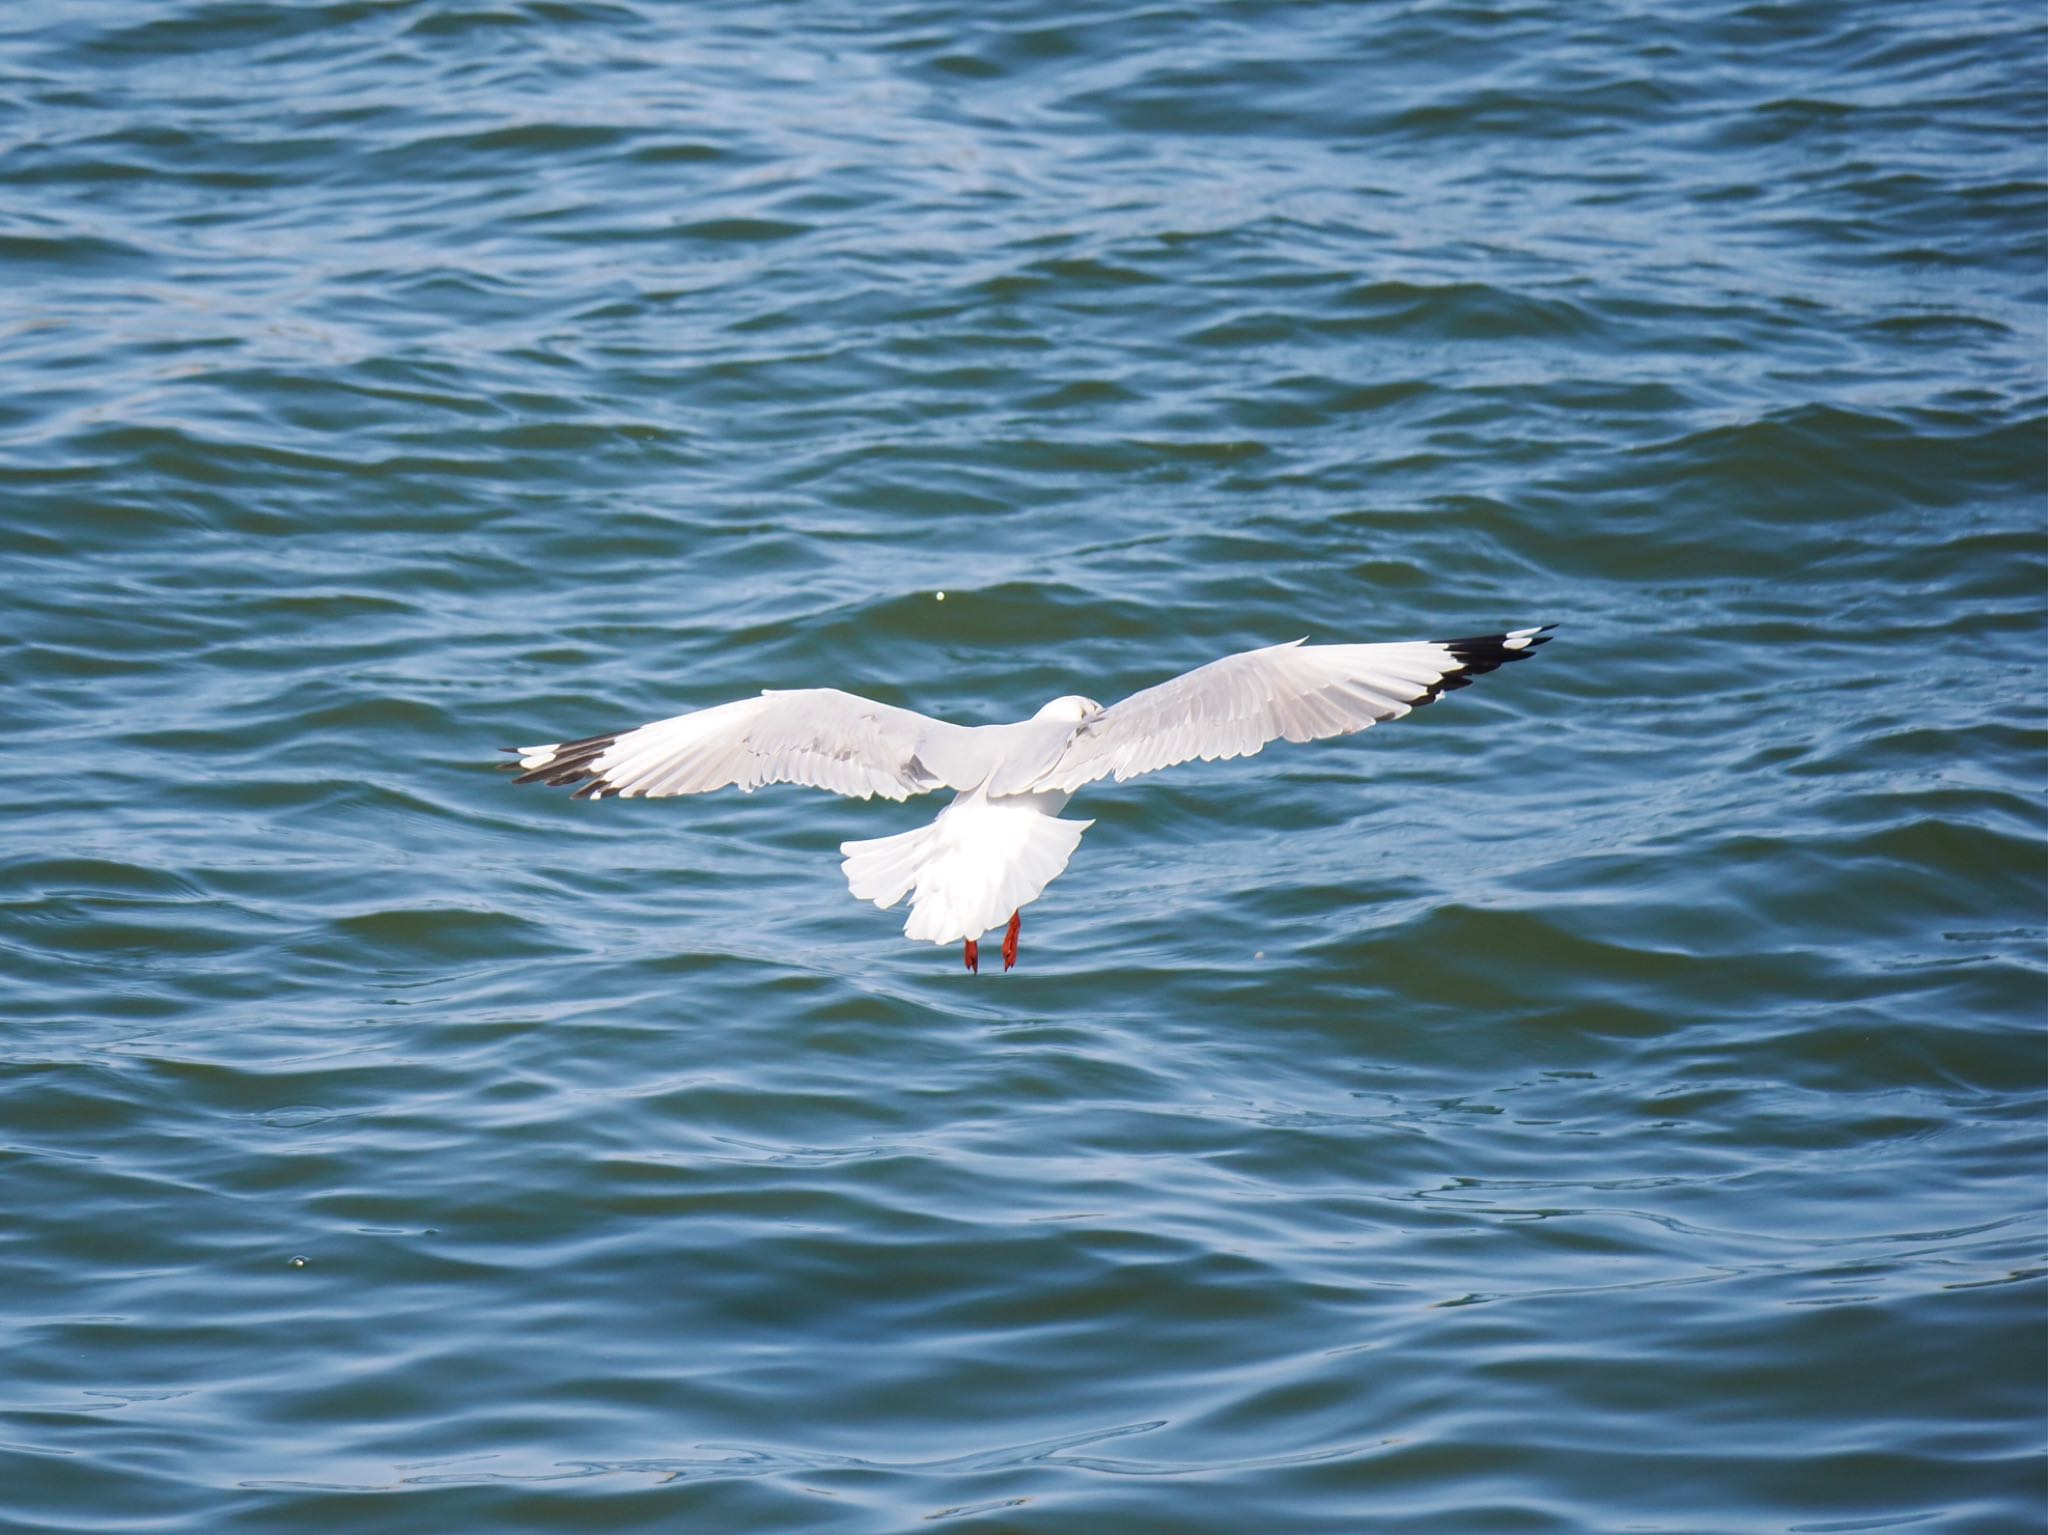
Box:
left=1435, top=625, right=1555, bottom=676
left=507, top=735, right=619, bottom=789
left=1409, top=625, right=1554, bottom=707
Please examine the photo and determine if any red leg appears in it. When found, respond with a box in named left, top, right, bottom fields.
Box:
left=1002, top=910, right=1020, bottom=971
left=963, top=938, right=979, bottom=974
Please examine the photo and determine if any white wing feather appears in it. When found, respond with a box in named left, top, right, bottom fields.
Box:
left=509, top=688, right=983, bottom=802
left=1027, top=627, right=1552, bottom=793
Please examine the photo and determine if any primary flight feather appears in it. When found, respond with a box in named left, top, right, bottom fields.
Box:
left=504, top=625, right=1553, bottom=971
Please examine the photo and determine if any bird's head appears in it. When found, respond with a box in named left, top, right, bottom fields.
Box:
left=1032, top=694, right=1103, bottom=723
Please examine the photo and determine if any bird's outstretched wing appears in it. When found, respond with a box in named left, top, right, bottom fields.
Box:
left=1026, top=626, right=1553, bottom=793
left=505, top=689, right=983, bottom=802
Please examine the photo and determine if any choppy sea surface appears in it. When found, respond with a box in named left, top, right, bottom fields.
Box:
left=3, top=2, right=2044, bottom=1531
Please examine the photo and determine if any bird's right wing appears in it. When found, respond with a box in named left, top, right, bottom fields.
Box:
left=1027, top=627, right=1553, bottom=793
left=505, top=688, right=982, bottom=802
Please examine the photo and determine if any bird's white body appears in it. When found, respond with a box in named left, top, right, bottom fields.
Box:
left=842, top=787, right=1087, bottom=944
left=508, top=627, right=1551, bottom=965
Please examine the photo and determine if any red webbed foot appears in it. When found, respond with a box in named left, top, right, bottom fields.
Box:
left=963, top=938, right=979, bottom=974
left=1002, top=910, right=1020, bottom=971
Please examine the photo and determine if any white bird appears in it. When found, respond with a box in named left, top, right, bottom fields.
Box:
left=506, top=625, right=1552, bottom=971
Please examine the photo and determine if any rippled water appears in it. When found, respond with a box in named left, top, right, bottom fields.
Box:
left=4, top=2, right=2044, bottom=1531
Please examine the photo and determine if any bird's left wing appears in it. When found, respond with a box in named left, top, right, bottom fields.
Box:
left=506, top=688, right=982, bottom=802
left=1026, top=626, right=1553, bottom=793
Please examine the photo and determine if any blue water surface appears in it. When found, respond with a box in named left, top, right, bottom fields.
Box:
left=2, top=2, right=2043, bottom=1531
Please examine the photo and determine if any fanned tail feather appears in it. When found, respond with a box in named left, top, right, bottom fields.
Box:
left=841, top=799, right=1092, bottom=945
left=840, top=823, right=935, bottom=911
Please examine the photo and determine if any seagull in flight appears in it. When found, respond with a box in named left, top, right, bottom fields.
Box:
left=506, top=626, right=1552, bottom=971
